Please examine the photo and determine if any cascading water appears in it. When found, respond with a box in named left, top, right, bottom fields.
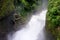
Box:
left=8, top=0, right=48, bottom=40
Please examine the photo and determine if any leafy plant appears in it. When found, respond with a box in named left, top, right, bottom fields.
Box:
left=46, top=0, right=60, bottom=40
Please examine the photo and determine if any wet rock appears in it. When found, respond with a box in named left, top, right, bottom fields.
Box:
left=14, top=13, right=21, bottom=21
left=0, top=13, right=16, bottom=40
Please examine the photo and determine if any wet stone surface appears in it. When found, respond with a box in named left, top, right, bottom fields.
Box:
left=0, top=14, right=15, bottom=40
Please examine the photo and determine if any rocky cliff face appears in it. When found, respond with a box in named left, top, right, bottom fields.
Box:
left=0, top=0, right=15, bottom=40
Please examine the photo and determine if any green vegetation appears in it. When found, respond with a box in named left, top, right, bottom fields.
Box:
left=0, top=0, right=41, bottom=36
left=14, top=0, right=41, bottom=22
left=46, top=0, right=60, bottom=40
left=0, top=0, right=41, bottom=20
left=0, top=0, right=15, bottom=19
left=14, top=0, right=40, bottom=11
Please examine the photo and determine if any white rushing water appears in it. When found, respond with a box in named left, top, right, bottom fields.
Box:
left=8, top=0, right=48, bottom=40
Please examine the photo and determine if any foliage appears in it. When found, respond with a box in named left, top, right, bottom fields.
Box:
left=14, top=0, right=41, bottom=21
left=14, top=0, right=40, bottom=11
left=0, top=0, right=41, bottom=20
left=0, top=0, right=15, bottom=19
left=46, top=0, right=60, bottom=40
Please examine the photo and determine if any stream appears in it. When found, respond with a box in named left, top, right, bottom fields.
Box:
left=8, top=0, right=48, bottom=40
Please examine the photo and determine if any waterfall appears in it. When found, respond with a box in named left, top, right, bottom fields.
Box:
left=8, top=0, right=48, bottom=40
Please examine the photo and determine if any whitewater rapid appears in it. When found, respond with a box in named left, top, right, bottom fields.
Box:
left=8, top=9, right=47, bottom=40
left=8, top=0, right=48, bottom=40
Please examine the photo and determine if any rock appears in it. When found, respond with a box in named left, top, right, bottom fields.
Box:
left=14, top=13, right=21, bottom=21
